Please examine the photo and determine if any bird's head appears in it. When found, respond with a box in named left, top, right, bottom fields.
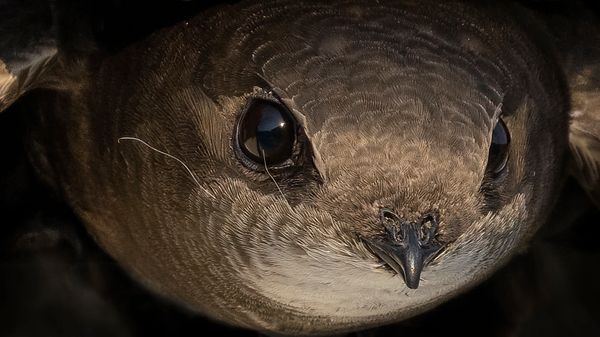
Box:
left=29, top=0, right=570, bottom=335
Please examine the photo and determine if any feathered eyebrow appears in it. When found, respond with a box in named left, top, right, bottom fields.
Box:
left=488, top=93, right=506, bottom=130
left=492, top=101, right=503, bottom=122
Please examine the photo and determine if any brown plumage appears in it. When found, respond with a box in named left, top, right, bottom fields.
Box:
left=1, top=0, right=599, bottom=335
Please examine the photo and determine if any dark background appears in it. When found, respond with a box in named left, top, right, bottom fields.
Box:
left=1, top=1, right=599, bottom=336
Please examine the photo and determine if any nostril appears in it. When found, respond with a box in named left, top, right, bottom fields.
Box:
left=419, top=210, right=439, bottom=225
left=379, top=208, right=402, bottom=239
left=379, top=208, right=398, bottom=224
left=418, top=211, right=439, bottom=244
left=418, top=227, right=430, bottom=244
left=377, top=208, right=442, bottom=246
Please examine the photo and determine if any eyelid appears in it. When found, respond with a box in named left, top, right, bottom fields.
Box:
left=250, top=86, right=282, bottom=104
left=234, top=96, right=301, bottom=172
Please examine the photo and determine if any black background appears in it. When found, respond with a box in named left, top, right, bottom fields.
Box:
left=1, top=1, right=599, bottom=336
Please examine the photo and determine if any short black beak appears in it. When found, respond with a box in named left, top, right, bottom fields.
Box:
left=363, top=209, right=443, bottom=289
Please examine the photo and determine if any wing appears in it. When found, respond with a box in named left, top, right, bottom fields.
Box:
left=537, top=2, right=600, bottom=206
left=0, top=0, right=60, bottom=112
left=564, top=12, right=600, bottom=207
left=569, top=71, right=600, bottom=206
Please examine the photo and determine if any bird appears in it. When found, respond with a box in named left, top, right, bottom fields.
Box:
left=1, top=0, right=599, bottom=335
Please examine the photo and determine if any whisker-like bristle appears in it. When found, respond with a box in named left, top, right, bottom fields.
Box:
left=117, top=136, right=216, bottom=198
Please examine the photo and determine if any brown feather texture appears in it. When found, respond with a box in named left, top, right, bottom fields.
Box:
left=531, top=1, right=600, bottom=206
left=13, top=0, right=595, bottom=335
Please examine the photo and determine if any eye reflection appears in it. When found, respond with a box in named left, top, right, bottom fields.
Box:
left=238, top=99, right=296, bottom=166
left=487, top=118, right=510, bottom=174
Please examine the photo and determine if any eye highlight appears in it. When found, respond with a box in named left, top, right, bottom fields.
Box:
left=487, top=118, right=510, bottom=175
left=236, top=99, right=296, bottom=167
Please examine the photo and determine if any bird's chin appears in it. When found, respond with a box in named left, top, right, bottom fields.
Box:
left=229, top=197, right=528, bottom=334
left=105, top=193, right=528, bottom=335
left=255, top=262, right=443, bottom=313
left=221, top=257, right=465, bottom=335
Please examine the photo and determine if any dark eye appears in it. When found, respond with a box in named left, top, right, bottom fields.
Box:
left=237, top=99, right=296, bottom=166
left=487, top=118, right=510, bottom=175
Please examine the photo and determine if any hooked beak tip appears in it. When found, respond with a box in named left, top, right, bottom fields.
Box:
left=363, top=235, right=442, bottom=289
left=363, top=238, right=426, bottom=289
left=402, top=262, right=423, bottom=289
